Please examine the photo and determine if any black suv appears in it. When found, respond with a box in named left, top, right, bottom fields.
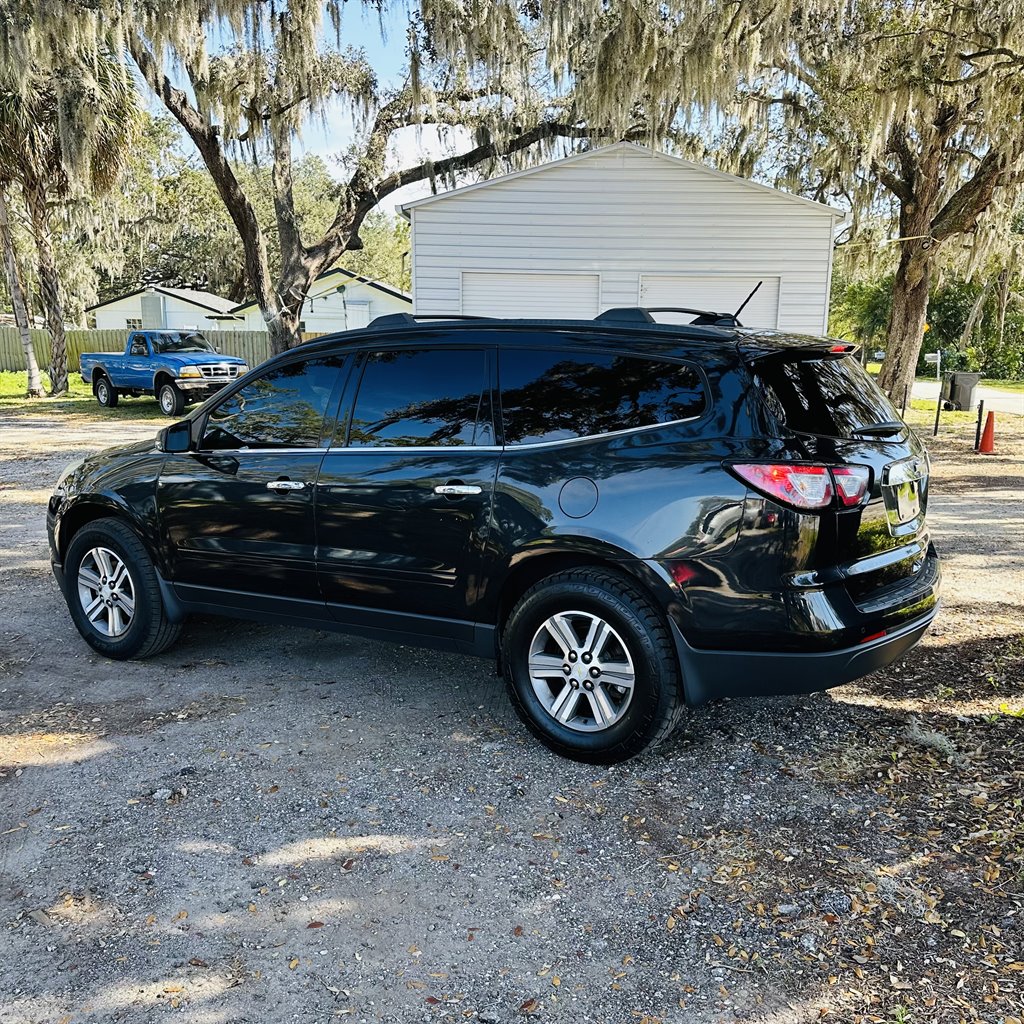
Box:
left=48, top=311, right=940, bottom=763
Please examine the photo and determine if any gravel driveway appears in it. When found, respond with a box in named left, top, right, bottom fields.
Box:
left=1, top=404, right=1022, bottom=1024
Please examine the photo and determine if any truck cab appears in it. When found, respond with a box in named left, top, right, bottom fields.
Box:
left=80, top=330, right=250, bottom=416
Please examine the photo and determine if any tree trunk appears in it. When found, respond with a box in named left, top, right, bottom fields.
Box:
left=877, top=239, right=936, bottom=401
left=0, top=185, right=44, bottom=398
left=22, top=177, right=69, bottom=395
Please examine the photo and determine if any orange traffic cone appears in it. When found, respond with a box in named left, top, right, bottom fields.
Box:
left=978, top=411, right=996, bottom=454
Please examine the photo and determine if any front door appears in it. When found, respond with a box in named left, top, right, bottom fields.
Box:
left=316, top=345, right=497, bottom=639
left=157, top=356, right=346, bottom=612
left=125, top=334, right=153, bottom=389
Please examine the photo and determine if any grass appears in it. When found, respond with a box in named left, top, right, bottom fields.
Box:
left=904, top=397, right=977, bottom=427
left=981, top=378, right=1024, bottom=393
left=0, top=371, right=167, bottom=422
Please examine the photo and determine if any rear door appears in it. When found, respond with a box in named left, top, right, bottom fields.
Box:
left=158, top=356, right=346, bottom=608
left=752, top=352, right=933, bottom=599
left=316, top=344, right=498, bottom=638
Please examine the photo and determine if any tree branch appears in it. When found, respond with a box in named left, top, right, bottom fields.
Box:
left=127, top=31, right=276, bottom=315
left=931, top=147, right=1018, bottom=240
left=872, top=160, right=913, bottom=204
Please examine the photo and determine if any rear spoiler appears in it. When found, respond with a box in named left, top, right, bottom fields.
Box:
left=740, top=340, right=861, bottom=362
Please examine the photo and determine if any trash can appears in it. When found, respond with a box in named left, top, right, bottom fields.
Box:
left=943, top=372, right=982, bottom=411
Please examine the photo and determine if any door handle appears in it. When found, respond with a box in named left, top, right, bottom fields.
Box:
left=267, top=479, right=307, bottom=492
left=434, top=483, right=482, bottom=496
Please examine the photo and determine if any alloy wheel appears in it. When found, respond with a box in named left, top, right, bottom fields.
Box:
left=527, top=610, right=635, bottom=732
left=77, top=546, right=136, bottom=637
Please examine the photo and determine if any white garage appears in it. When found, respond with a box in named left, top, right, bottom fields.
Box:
left=402, top=143, right=842, bottom=334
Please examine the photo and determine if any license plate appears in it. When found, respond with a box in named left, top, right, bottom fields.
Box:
left=883, top=457, right=926, bottom=533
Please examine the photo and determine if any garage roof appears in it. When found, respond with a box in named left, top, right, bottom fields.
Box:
left=400, top=142, right=843, bottom=219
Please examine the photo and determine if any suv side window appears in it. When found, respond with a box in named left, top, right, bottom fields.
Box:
left=346, top=348, right=492, bottom=447
left=201, top=358, right=343, bottom=451
left=499, top=349, right=706, bottom=445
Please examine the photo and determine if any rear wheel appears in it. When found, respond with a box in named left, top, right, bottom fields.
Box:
left=501, top=568, right=683, bottom=763
left=95, top=375, right=118, bottom=408
left=65, top=517, right=182, bottom=659
left=158, top=381, right=186, bottom=417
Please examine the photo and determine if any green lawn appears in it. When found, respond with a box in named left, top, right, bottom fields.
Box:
left=981, top=378, right=1024, bottom=393
left=905, top=396, right=976, bottom=422
left=0, top=371, right=167, bottom=422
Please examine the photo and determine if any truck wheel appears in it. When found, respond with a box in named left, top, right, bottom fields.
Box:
left=158, top=382, right=186, bottom=417
left=500, top=568, right=684, bottom=764
left=65, top=517, right=182, bottom=660
left=95, top=375, right=118, bottom=408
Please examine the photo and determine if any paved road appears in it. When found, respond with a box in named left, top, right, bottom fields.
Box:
left=912, top=379, right=1024, bottom=416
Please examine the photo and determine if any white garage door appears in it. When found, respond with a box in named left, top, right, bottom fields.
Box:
left=461, top=272, right=600, bottom=318
left=639, top=275, right=780, bottom=328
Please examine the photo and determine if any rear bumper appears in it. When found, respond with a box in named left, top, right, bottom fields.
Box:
left=673, top=604, right=938, bottom=706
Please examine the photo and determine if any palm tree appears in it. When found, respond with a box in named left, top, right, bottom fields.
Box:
left=0, top=184, right=44, bottom=396
left=0, top=54, right=139, bottom=394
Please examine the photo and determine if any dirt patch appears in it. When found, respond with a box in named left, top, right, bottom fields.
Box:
left=1, top=404, right=1022, bottom=1024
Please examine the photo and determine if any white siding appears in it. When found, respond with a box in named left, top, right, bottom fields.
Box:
left=93, top=294, right=226, bottom=331
left=461, top=271, right=600, bottom=318
left=235, top=277, right=410, bottom=333
left=409, top=145, right=837, bottom=334
left=639, top=274, right=780, bottom=328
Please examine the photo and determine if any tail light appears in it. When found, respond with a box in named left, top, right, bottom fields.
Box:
left=831, top=466, right=870, bottom=506
left=731, top=463, right=870, bottom=511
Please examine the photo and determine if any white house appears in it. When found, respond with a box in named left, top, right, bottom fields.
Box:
left=217, top=268, right=412, bottom=333
left=402, top=143, right=843, bottom=334
left=86, top=285, right=236, bottom=331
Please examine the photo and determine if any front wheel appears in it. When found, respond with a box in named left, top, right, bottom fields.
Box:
left=501, top=568, right=683, bottom=764
left=158, top=382, right=186, bottom=417
left=95, top=375, right=118, bottom=408
left=65, top=517, right=182, bottom=659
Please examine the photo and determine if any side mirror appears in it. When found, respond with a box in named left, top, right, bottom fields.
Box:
left=159, top=419, right=193, bottom=453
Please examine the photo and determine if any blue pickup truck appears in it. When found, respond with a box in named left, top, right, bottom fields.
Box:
left=80, top=330, right=250, bottom=417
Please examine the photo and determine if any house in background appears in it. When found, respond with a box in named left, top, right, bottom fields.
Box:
left=402, top=142, right=844, bottom=333
left=215, top=268, right=412, bottom=333
left=86, top=285, right=236, bottom=331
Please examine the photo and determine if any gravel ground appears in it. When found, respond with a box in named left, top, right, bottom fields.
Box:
left=1, top=403, right=1022, bottom=1024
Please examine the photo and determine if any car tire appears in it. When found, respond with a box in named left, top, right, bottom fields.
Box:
left=95, top=375, right=118, bottom=408
left=65, top=517, right=182, bottom=660
left=501, top=568, right=684, bottom=764
left=158, top=382, right=186, bottom=417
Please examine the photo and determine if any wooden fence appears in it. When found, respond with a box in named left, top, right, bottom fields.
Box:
left=0, top=327, right=279, bottom=375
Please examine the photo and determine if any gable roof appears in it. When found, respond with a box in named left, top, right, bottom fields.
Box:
left=85, top=284, right=236, bottom=315
left=400, top=141, right=843, bottom=219
left=225, top=268, right=412, bottom=316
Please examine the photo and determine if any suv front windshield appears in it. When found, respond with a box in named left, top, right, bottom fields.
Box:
left=153, top=332, right=215, bottom=354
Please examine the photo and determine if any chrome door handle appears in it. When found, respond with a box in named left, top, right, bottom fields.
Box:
left=434, top=484, right=482, bottom=496
left=266, top=480, right=307, bottom=492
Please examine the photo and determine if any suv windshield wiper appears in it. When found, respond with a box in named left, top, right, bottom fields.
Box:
left=851, top=421, right=905, bottom=437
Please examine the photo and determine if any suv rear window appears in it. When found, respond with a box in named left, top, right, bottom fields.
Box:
left=754, top=356, right=903, bottom=438
left=499, top=349, right=706, bottom=446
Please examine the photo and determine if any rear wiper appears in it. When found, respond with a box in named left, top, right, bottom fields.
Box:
left=851, top=421, right=905, bottom=437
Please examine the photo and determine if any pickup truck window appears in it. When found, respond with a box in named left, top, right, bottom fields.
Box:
left=153, top=332, right=215, bottom=355
left=129, top=336, right=148, bottom=356
left=201, top=358, right=344, bottom=451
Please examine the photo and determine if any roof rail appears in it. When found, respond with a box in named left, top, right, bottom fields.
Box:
left=367, top=312, right=492, bottom=328
left=596, top=307, right=742, bottom=328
